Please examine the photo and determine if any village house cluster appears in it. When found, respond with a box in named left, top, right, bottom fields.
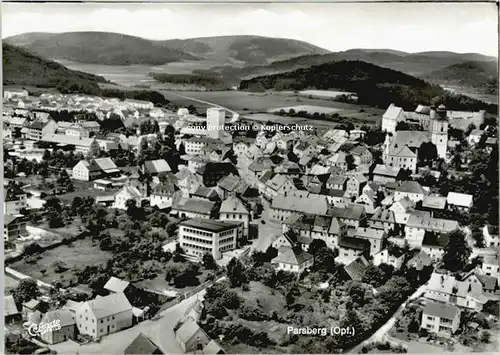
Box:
left=3, top=85, right=499, bottom=354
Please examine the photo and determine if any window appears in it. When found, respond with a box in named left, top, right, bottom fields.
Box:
left=92, top=319, right=94, bottom=323
left=427, top=316, right=435, bottom=321
left=92, top=329, right=95, bottom=333
left=86, top=317, right=88, bottom=321
left=101, top=320, right=103, bottom=324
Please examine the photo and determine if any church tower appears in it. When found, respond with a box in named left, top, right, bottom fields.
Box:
left=429, top=104, right=448, bottom=159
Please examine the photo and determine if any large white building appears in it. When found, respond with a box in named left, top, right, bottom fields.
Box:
left=382, top=104, right=449, bottom=162
left=206, top=107, right=225, bottom=140
left=178, top=218, right=241, bottom=260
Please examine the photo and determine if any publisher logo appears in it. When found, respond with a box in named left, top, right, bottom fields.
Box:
left=23, top=320, right=62, bottom=337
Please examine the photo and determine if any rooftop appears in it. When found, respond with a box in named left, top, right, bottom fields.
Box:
left=179, top=218, right=240, bottom=233
left=423, top=301, right=460, bottom=320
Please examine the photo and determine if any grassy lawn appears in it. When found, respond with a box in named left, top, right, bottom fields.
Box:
left=4, top=274, right=20, bottom=293
left=9, top=237, right=112, bottom=284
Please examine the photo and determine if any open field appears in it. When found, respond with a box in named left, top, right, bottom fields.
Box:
left=56, top=59, right=226, bottom=86
left=9, top=237, right=112, bottom=284
left=299, top=89, right=355, bottom=98
left=269, top=105, right=342, bottom=114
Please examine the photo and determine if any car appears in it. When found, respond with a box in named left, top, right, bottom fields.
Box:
left=261, top=220, right=266, bottom=224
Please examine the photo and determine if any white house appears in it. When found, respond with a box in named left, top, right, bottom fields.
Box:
left=372, top=248, right=405, bottom=269
left=447, top=192, right=473, bottom=212
left=421, top=301, right=460, bottom=336
left=113, top=185, right=144, bottom=210
left=483, top=225, right=499, bottom=248
left=75, top=293, right=133, bottom=339
left=271, top=247, right=313, bottom=273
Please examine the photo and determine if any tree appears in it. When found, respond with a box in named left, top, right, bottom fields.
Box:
left=442, top=229, right=472, bottom=272
left=362, top=264, right=387, bottom=288
left=408, top=318, right=420, bottom=333
left=202, top=253, right=217, bottom=270
left=227, top=258, right=247, bottom=288
left=11, top=278, right=40, bottom=306
left=418, top=141, right=438, bottom=166
left=346, top=281, right=366, bottom=307
left=346, top=154, right=355, bottom=170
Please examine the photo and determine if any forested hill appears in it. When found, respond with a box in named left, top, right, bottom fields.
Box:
left=3, top=43, right=107, bottom=92
left=239, top=60, right=497, bottom=113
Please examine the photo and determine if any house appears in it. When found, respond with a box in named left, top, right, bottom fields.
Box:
left=421, top=301, right=461, bottom=336
left=104, top=277, right=131, bottom=294
left=124, top=333, right=164, bottom=355
left=390, top=197, right=417, bottom=225
left=196, top=162, right=238, bottom=187
left=421, top=231, right=449, bottom=261
left=113, top=185, right=145, bottom=210
left=75, top=293, right=133, bottom=339
left=191, top=186, right=220, bottom=202
left=125, top=99, right=154, bottom=110
left=203, top=339, right=225, bottom=354
left=354, top=227, right=386, bottom=255
left=219, top=196, right=250, bottom=238
left=270, top=194, right=329, bottom=222
left=483, top=224, right=499, bottom=248
left=41, top=134, right=100, bottom=155
left=482, top=254, right=500, bottom=278
left=142, top=159, right=172, bottom=176
left=39, top=310, right=76, bottom=344
left=4, top=295, right=21, bottom=323
left=178, top=219, right=241, bottom=260
left=372, top=165, right=402, bottom=185
left=421, top=195, right=447, bottom=214
left=262, top=174, right=296, bottom=199
left=350, top=145, right=373, bottom=166
left=372, top=248, right=405, bottom=269
left=272, top=231, right=298, bottom=251
left=25, top=120, right=57, bottom=141
left=425, top=272, right=488, bottom=311
left=447, top=192, right=473, bottom=212
left=325, top=152, right=348, bottom=170
left=3, top=88, right=29, bottom=99
left=176, top=168, right=203, bottom=197
left=150, top=179, right=178, bottom=209
left=475, top=273, right=499, bottom=295
left=394, top=181, right=426, bottom=203
left=345, top=175, right=368, bottom=199
left=337, top=236, right=371, bottom=264
left=271, top=247, right=314, bottom=273
left=217, top=175, right=249, bottom=199
left=326, top=175, right=348, bottom=190
left=369, top=208, right=396, bottom=233
left=324, top=189, right=347, bottom=206
left=328, top=204, right=367, bottom=229
left=382, top=104, right=406, bottom=133
left=72, top=158, right=120, bottom=181
left=171, top=197, right=216, bottom=219
left=4, top=191, right=27, bottom=215
left=467, top=129, right=484, bottom=145
left=4, top=214, right=27, bottom=242
left=175, top=319, right=211, bottom=353
left=355, top=191, right=377, bottom=213
left=405, top=215, right=458, bottom=248
left=22, top=299, right=41, bottom=320
left=344, top=255, right=369, bottom=281
left=407, top=250, right=433, bottom=271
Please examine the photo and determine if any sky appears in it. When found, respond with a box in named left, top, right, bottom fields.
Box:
left=2, top=2, right=498, bottom=56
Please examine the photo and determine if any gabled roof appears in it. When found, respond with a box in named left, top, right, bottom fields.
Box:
left=406, top=215, right=458, bottom=233
left=328, top=217, right=345, bottom=235
left=4, top=295, right=19, bottom=317
left=125, top=333, right=163, bottom=355
left=82, top=292, right=132, bottom=319
left=41, top=310, right=75, bottom=328
left=373, top=164, right=401, bottom=177
left=423, top=301, right=460, bottom=320
left=175, top=319, right=206, bottom=344
left=104, top=276, right=130, bottom=293
left=344, top=256, right=369, bottom=281
left=41, top=133, right=96, bottom=147
left=355, top=227, right=386, bottom=240
left=370, top=208, right=395, bottom=224
left=475, top=273, right=498, bottom=292
left=143, top=159, right=171, bottom=175
left=338, top=236, right=371, bottom=250
left=395, top=181, right=425, bottom=195
left=203, top=339, right=225, bottom=354
left=422, top=195, right=447, bottom=210
left=272, top=247, right=313, bottom=266
left=383, top=104, right=404, bottom=120
left=408, top=250, right=433, bottom=270
left=447, top=192, right=473, bottom=208
left=220, top=196, right=249, bottom=215
left=351, top=145, right=370, bottom=156
left=93, top=157, right=119, bottom=173
left=272, top=195, right=328, bottom=216
left=351, top=174, right=368, bottom=184
left=173, top=197, right=215, bottom=215
left=328, top=204, right=365, bottom=220
left=469, top=129, right=484, bottom=137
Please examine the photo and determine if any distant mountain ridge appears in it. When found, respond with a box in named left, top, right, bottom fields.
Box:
left=422, top=60, right=498, bottom=95
left=239, top=60, right=497, bottom=113
left=5, top=32, right=330, bottom=66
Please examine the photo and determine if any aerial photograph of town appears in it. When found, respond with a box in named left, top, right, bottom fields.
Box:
left=1, top=1, right=499, bottom=354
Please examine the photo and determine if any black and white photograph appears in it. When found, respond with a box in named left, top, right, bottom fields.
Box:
left=2, top=1, right=499, bottom=354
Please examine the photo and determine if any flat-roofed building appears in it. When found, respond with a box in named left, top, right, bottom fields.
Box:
left=178, top=219, right=242, bottom=260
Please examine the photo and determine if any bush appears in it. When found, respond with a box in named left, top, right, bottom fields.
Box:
left=361, top=346, right=368, bottom=353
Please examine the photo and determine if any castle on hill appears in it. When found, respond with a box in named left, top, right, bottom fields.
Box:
left=381, top=103, right=451, bottom=172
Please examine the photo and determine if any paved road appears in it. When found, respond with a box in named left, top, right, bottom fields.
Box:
left=347, top=283, right=428, bottom=354
left=49, top=280, right=224, bottom=354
